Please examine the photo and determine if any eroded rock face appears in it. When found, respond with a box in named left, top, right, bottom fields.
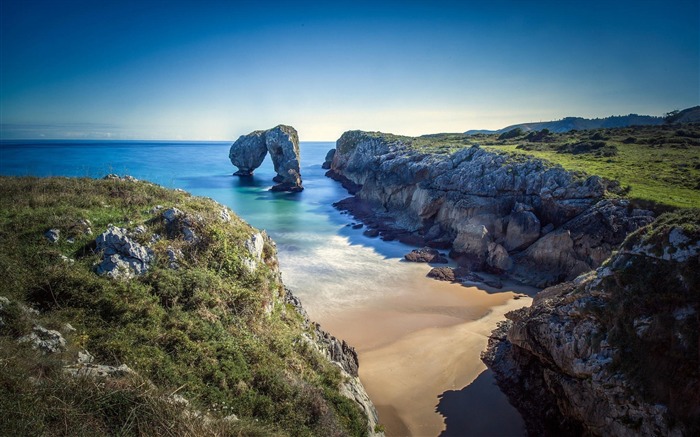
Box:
left=482, top=217, right=700, bottom=436
left=228, top=130, right=268, bottom=176
left=265, top=125, right=303, bottom=192
left=229, top=125, right=303, bottom=192
left=326, top=131, right=654, bottom=286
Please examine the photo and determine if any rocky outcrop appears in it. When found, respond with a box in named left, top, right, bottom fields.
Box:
left=18, top=326, right=66, bottom=353
left=283, top=288, right=382, bottom=436
left=95, top=226, right=153, bottom=279
left=228, top=130, right=268, bottom=176
left=326, top=131, right=654, bottom=286
left=229, top=125, right=303, bottom=192
left=404, top=247, right=448, bottom=263
left=322, top=149, right=336, bottom=169
left=482, top=212, right=700, bottom=436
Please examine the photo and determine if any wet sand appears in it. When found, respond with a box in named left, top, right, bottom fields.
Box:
left=293, top=256, right=535, bottom=436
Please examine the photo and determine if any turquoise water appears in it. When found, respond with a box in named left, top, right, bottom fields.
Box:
left=0, top=139, right=441, bottom=311
left=0, top=139, right=526, bottom=436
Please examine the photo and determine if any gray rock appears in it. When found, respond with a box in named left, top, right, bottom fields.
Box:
left=242, top=232, right=265, bottom=273
left=44, top=228, right=60, bottom=243
left=452, top=223, right=491, bottom=267
left=326, top=131, right=653, bottom=286
left=484, top=279, right=503, bottom=289
left=0, top=296, right=10, bottom=326
left=162, top=207, right=184, bottom=223
left=266, top=125, right=303, bottom=192
left=504, top=210, right=541, bottom=251
left=77, top=350, right=95, bottom=364
left=64, top=363, right=134, bottom=378
left=322, top=148, right=336, bottom=169
left=95, top=226, right=153, bottom=279
left=166, top=246, right=182, bottom=270
left=19, top=326, right=66, bottom=353
left=104, top=174, right=138, bottom=182
left=229, top=125, right=304, bottom=192
left=229, top=130, right=267, bottom=176
left=487, top=242, right=512, bottom=271
left=162, top=208, right=198, bottom=243
left=483, top=222, right=698, bottom=436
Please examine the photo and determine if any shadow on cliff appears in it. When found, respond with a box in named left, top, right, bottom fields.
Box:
left=436, top=369, right=526, bottom=437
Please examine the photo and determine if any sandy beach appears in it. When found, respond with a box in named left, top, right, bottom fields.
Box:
left=295, top=256, right=536, bottom=436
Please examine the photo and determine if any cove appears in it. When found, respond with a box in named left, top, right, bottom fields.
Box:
left=0, top=139, right=529, bottom=436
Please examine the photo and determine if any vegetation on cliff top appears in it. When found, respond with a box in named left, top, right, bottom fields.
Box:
left=589, top=209, right=700, bottom=433
left=347, top=122, right=700, bottom=210
left=0, top=176, right=367, bottom=436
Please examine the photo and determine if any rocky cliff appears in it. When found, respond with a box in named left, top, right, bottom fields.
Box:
left=482, top=210, right=700, bottom=436
left=326, top=131, right=654, bottom=286
left=0, top=176, right=378, bottom=436
left=229, top=124, right=303, bottom=192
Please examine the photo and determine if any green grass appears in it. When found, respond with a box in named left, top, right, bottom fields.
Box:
left=0, top=176, right=367, bottom=436
left=475, top=124, right=700, bottom=209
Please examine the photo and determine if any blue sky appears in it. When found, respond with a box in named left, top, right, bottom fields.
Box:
left=1, top=0, right=698, bottom=140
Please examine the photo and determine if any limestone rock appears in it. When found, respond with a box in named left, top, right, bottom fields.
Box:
left=504, top=210, right=541, bottom=251
left=451, top=223, right=491, bottom=268
left=242, top=232, right=265, bottom=273
left=266, top=125, right=303, bottom=192
left=64, top=363, right=135, bottom=378
left=95, top=226, right=153, bottom=279
left=229, top=125, right=304, bottom=192
left=44, top=228, right=60, bottom=243
left=483, top=218, right=699, bottom=436
left=162, top=207, right=198, bottom=243
left=228, top=130, right=267, bottom=176
left=322, top=148, right=336, bottom=169
left=487, top=242, right=512, bottom=272
left=325, top=130, right=653, bottom=285
left=404, top=247, right=448, bottom=263
left=19, top=326, right=66, bottom=353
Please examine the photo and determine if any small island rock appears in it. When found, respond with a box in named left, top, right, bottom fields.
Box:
left=229, top=125, right=303, bottom=192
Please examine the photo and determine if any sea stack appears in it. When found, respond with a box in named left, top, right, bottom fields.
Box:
left=229, top=125, right=303, bottom=192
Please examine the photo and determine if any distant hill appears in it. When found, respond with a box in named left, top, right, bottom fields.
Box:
left=466, top=113, right=667, bottom=135
left=665, top=106, right=700, bottom=124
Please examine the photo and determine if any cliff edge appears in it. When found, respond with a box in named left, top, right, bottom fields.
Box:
left=326, top=130, right=653, bottom=287
left=482, top=210, right=700, bottom=436
left=0, top=176, right=378, bottom=436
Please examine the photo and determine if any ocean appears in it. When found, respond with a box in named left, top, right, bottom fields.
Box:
left=0, top=139, right=526, bottom=436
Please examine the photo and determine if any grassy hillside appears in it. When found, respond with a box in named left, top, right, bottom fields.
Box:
left=481, top=124, right=700, bottom=209
left=0, top=176, right=367, bottom=436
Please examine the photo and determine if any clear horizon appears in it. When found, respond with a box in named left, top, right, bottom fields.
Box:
left=1, top=0, right=698, bottom=141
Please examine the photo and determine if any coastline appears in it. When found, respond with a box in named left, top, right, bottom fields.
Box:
left=293, top=258, right=536, bottom=436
